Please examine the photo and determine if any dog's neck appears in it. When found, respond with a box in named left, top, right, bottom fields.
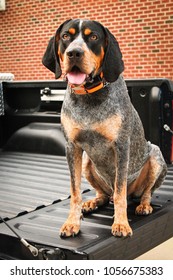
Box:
left=68, top=72, right=108, bottom=95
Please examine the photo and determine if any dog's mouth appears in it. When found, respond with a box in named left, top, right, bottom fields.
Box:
left=66, top=66, right=93, bottom=86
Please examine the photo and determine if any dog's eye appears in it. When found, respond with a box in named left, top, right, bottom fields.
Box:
left=89, top=34, right=98, bottom=41
left=62, top=34, right=70, bottom=40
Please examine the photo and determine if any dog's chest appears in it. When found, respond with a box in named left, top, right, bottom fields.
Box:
left=61, top=83, right=128, bottom=170
left=61, top=110, right=122, bottom=146
left=61, top=110, right=117, bottom=182
left=61, top=109, right=122, bottom=178
left=61, top=85, right=124, bottom=141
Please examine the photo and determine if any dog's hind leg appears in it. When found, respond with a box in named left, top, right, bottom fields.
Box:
left=82, top=154, right=112, bottom=212
left=129, top=144, right=167, bottom=215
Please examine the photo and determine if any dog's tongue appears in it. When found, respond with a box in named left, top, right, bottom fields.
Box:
left=67, top=72, right=87, bottom=85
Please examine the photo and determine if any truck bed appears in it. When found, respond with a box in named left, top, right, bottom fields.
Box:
left=0, top=150, right=173, bottom=260
left=0, top=78, right=173, bottom=259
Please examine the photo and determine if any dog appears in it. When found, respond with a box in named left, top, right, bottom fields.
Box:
left=42, top=19, right=167, bottom=237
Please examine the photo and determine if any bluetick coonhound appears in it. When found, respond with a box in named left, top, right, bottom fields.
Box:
left=42, top=19, right=167, bottom=237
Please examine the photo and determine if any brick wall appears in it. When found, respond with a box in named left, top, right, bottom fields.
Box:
left=0, top=0, right=173, bottom=80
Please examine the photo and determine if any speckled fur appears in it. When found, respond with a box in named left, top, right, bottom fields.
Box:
left=61, top=75, right=167, bottom=237
left=62, top=76, right=153, bottom=189
left=42, top=19, right=167, bottom=237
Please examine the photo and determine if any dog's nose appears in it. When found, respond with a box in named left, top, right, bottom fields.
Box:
left=67, top=48, right=84, bottom=60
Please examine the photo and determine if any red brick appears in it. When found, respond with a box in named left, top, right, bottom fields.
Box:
left=0, top=0, right=173, bottom=80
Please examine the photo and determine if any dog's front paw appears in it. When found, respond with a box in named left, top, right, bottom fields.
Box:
left=82, top=196, right=109, bottom=213
left=59, top=222, right=80, bottom=238
left=135, top=204, right=153, bottom=215
left=111, top=222, right=133, bottom=237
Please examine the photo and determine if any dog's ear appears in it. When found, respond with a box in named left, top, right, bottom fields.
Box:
left=42, top=19, right=72, bottom=79
left=102, top=28, right=124, bottom=82
left=42, top=36, right=61, bottom=79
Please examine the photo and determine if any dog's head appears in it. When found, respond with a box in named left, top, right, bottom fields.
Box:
left=42, top=19, right=124, bottom=85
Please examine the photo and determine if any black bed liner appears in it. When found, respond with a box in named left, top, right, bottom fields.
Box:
left=0, top=78, right=173, bottom=260
left=0, top=151, right=90, bottom=220
left=0, top=151, right=173, bottom=260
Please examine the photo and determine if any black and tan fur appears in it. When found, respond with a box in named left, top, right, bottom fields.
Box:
left=42, top=19, right=167, bottom=237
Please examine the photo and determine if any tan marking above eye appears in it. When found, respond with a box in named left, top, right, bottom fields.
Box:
left=68, top=28, right=76, bottom=35
left=84, top=28, right=92, bottom=36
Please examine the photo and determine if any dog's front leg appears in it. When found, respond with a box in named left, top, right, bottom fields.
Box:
left=60, top=142, right=83, bottom=237
left=112, top=140, right=133, bottom=237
